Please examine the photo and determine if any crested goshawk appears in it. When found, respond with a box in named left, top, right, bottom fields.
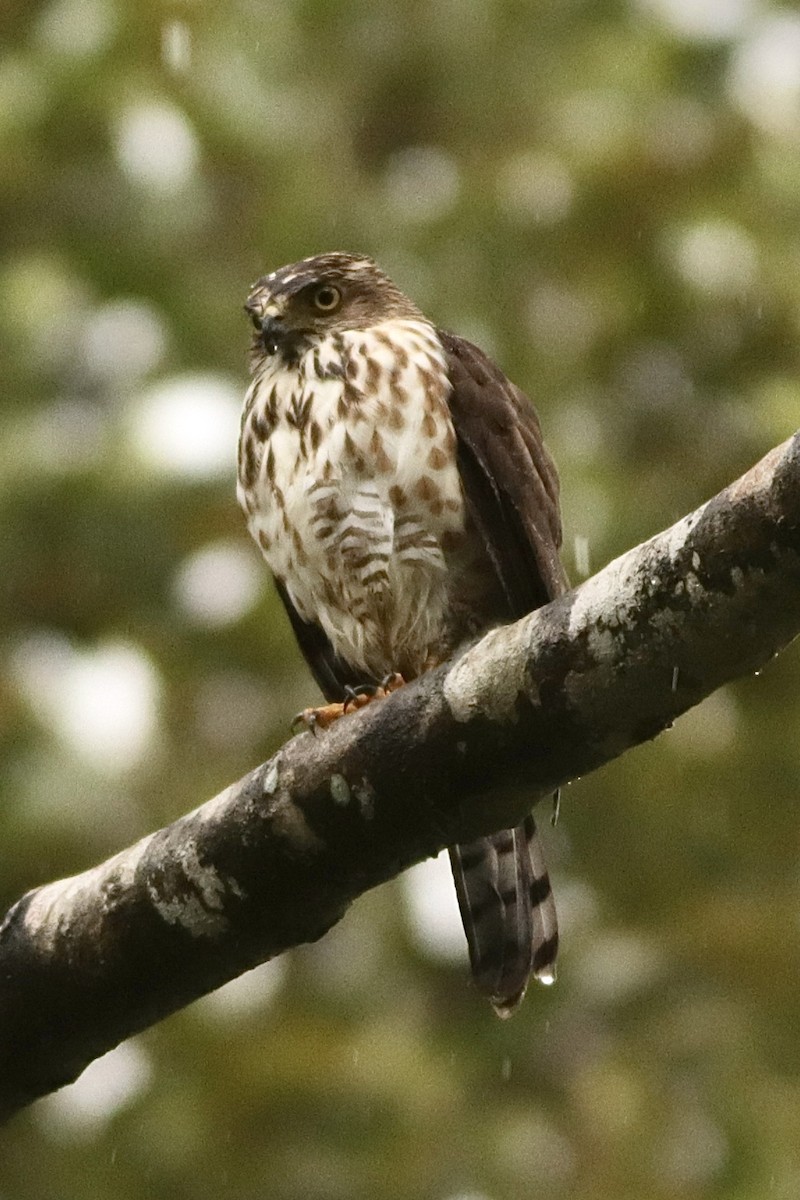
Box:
left=238, top=252, right=566, bottom=1015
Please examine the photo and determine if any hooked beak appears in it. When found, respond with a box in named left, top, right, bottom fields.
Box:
left=259, top=315, right=286, bottom=356
left=245, top=298, right=305, bottom=364
left=244, top=296, right=287, bottom=356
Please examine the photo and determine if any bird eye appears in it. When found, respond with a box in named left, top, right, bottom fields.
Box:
left=313, top=284, right=341, bottom=313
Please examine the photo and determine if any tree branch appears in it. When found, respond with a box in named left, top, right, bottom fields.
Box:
left=2, top=433, right=799, bottom=1121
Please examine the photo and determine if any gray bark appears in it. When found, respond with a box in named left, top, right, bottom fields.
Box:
left=1, top=432, right=799, bottom=1121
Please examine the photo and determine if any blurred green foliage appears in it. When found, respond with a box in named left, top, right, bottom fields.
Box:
left=1, top=0, right=800, bottom=1197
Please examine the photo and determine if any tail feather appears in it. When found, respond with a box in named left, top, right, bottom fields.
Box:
left=449, top=814, right=558, bottom=1016
left=522, top=813, right=559, bottom=983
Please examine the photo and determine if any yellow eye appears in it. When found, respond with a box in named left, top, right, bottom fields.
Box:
left=313, top=284, right=341, bottom=312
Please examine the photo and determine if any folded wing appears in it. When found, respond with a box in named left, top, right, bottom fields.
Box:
left=441, top=331, right=567, bottom=1014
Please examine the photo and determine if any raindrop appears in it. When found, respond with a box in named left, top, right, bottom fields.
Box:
left=574, top=534, right=591, bottom=578
left=161, top=20, right=191, bottom=73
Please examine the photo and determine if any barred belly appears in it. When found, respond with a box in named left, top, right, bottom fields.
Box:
left=238, top=319, right=470, bottom=679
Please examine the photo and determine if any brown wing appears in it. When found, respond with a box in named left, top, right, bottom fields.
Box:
left=440, top=330, right=563, bottom=1014
left=439, top=329, right=568, bottom=615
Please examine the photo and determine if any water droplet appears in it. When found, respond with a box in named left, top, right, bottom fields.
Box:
left=161, top=20, right=191, bottom=73
left=573, top=534, right=591, bottom=577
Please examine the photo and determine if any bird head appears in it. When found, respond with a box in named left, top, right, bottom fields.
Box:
left=245, top=252, right=423, bottom=363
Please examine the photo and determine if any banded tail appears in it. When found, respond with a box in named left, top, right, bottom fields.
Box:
left=449, top=814, right=558, bottom=1016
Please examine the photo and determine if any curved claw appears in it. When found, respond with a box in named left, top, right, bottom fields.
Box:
left=380, top=672, right=406, bottom=694
left=342, top=683, right=380, bottom=714
left=291, top=708, right=319, bottom=736
left=291, top=702, right=347, bottom=735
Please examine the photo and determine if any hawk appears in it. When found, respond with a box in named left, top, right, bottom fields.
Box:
left=238, top=252, right=566, bottom=1015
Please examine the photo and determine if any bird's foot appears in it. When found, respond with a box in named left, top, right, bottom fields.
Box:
left=291, top=701, right=349, bottom=735
left=291, top=673, right=406, bottom=736
left=341, top=672, right=406, bottom=710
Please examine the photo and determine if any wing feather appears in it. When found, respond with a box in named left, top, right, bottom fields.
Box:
left=440, top=330, right=564, bottom=1012
left=439, top=329, right=568, bottom=612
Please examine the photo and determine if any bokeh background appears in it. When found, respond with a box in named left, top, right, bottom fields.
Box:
left=2, top=0, right=800, bottom=1197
